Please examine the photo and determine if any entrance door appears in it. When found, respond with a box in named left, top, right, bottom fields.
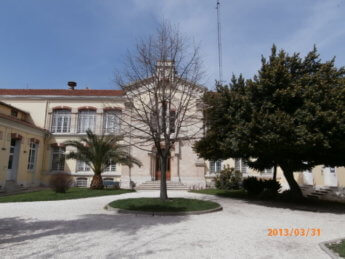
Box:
left=7, top=139, right=20, bottom=181
left=155, top=154, right=171, bottom=181
left=324, top=167, right=338, bottom=187
left=303, top=170, right=313, bottom=185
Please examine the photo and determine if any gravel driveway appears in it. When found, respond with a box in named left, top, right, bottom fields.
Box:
left=0, top=190, right=344, bottom=259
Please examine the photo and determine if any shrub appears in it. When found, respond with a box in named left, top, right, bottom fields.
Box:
left=215, top=167, right=242, bottom=190
left=49, top=173, right=73, bottom=193
left=263, top=179, right=281, bottom=194
left=242, top=177, right=264, bottom=195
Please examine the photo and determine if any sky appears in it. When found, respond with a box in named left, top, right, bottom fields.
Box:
left=0, top=0, right=344, bottom=90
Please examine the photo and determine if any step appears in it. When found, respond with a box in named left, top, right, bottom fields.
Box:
left=136, top=181, right=189, bottom=190
left=307, top=194, right=320, bottom=199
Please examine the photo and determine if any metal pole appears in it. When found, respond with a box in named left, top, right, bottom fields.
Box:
left=216, top=0, right=223, bottom=83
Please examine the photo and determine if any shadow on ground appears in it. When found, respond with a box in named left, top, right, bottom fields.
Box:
left=213, top=193, right=345, bottom=214
left=0, top=213, right=187, bottom=245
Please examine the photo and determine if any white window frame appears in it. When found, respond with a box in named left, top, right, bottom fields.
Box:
left=103, top=110, right=121, bottom=134
left=27, top=142, right=38, bottom=171
left=51, top=109, right=71, bottom=133
left=105, top=162, right=116, bottom=172
left=76, top=160, right=90, bottom=172
left=51, top=147, right=65, bottom=171
left=210, top=160, right=222, bottom=174
left=235, top=159, right=247, bottom=174
left=76, top=177, right=88, bottom=187
left=78, top=110, right=96, bottom=133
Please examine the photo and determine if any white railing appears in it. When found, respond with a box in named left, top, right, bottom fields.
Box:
left=48, top=113, right=121, bottom=135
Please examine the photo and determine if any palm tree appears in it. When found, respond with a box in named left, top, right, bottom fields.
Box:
left=64, top=130, right=142, bottom=189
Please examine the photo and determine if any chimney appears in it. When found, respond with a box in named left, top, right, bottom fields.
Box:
left=67, top=81, right=77, bottom=90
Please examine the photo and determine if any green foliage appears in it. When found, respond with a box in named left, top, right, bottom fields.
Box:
left=327, top=240, right=345, bottom=257
left=263, top=179, right=281, bottom=194
left=242, top=177, right=264, bottom=195
left=64, top=130, right=142, bottom=189
left=195, top=45, right=345, bottom=196
left=215, top=167, right=242, bottom=190
left=49, top=173, right=73, bottom=193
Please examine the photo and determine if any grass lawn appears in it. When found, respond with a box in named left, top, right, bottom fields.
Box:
left=0, top=188, right=134, bottom=203
left=109, top=198, right=221, bottom=212
left=327, top=240, right=345, bottom=257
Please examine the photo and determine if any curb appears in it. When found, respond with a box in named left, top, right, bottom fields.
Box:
left=104, top=204, right=223, bottom=216
left=320, top=238, right=345, bottom=259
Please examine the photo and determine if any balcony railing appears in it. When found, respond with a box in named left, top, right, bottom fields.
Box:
left=47, top=113, right=121, bottom=135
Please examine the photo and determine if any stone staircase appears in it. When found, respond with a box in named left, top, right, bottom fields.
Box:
left=301, top=185, right=337, bottom=200
left=136, top=181, right=189, bottom=191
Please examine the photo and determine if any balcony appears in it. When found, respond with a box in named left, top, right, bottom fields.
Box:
left=47, top=113, right=121, bottom=136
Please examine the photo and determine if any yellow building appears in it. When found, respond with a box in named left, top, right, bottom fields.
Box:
left=0, top=101, right=46, bottom=191
left=0, top=84, right=344, bottom=197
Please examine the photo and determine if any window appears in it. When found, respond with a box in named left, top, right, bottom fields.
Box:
left=169, top=110, right=176, bottom=133
left=27, top=142, right=38, bottom=170
left=51, top=109, right=71, bottom=133
left=76, top=160, right=90, bottom=172
left=235, top=159, right=247, bottom=174
left=76, top=177, right=87, bottom=187
left=78, top=109, right=96, bottom=133
left=210, top=160, right=222, bottom=173
left=51, top=147, right=65, bottom=171
left=105, top=162, right=116, bottom=172
left=11, top=109, right=18, bottom=117
left=330, top=167, right=336, bottom=173
left=150, top=109, right=176, bottom=134
left=103, top=110, right=121, bottom=134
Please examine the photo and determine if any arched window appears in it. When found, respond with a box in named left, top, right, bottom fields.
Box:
left=103, top=110, right=121, bottom=134
left=78, top=109, right=96, bottom=133
left=51, top=109, right=71, bottom=133
left=51, top=146, right=65, bottom=171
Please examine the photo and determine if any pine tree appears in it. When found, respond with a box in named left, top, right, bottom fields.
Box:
left=195, top=45, right=345, bottom=197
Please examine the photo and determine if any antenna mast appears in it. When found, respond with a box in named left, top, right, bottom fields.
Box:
left=216, top=0, right=223, bottom=83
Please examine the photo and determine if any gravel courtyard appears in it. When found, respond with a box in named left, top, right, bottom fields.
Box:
left=1, top=191, right=345, bottom=259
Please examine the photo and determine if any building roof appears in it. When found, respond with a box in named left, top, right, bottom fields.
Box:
left=0, top=101, right=29, bottom=115
left=0, top=89, right=124, bottom=96
left=0, top=112, right=47, bottom=132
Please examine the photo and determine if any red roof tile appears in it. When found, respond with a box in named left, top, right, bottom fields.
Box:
left=0, top=89, right=124, bottom=96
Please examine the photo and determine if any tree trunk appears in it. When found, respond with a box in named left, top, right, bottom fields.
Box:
left=90, top=174, right=104, bottom=189
left=160, top=155, right=168, bottom=201
left=281, top=167, right=303, bottom=197
left=273, top=165, right=277, bottom=181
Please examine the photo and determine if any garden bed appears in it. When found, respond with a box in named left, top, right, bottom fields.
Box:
left=107, top=198, right=222, bottom=216
left=325, top=239, right=345, bottom=258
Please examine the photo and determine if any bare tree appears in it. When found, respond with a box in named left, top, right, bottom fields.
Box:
left=115, top=21, right=205, bottom=200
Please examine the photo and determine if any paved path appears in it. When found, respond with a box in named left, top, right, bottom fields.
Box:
left=0, top=191, right=344, bottom=258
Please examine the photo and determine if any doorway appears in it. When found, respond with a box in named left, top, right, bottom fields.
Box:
left=155, top=153, right=171, bottom=181
left=303, top=170, right=314, bottom=185
left=7, top=138, right=21, bottom=181
left=324, top=167, right=338, bottom=187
